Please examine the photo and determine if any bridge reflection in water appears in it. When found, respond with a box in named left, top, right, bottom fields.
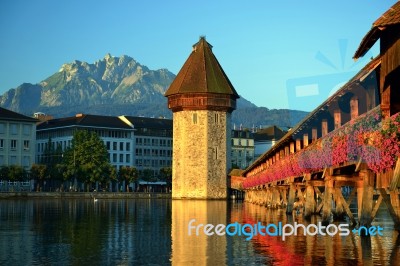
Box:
left=0, top=199, right=399, bottom=265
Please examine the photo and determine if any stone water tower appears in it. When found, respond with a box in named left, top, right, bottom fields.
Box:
left=165, top=37, right=239, bottom=199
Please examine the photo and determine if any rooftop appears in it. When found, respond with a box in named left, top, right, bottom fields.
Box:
left=354, top=1, right=400, bottom=58
left=37, top=114, right=134, bottom=130
left=164, top=37, right=239, bottom=98
left=0, top=107, right=37, bottom=123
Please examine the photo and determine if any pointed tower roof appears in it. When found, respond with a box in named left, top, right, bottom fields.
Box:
left=165, top=37, right=239, bottom=97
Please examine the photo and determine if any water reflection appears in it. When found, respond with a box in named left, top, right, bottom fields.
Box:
left=0, top=199, right=398, bottom=265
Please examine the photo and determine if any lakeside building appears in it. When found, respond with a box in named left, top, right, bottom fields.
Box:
left=253, top=126, right=287, bottom=157
left=121, top=116, right=173, bottom=177
left=36, top=114, right=173, bottom=180
left=0, top=107, right=37, bottom=171
left=231, top=129, right=255, bottom=169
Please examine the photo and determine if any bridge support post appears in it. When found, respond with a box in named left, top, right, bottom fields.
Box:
left=272, top=187, right=281, bottom=208
left=286, top=183, right=296, bottom=213
left=358, top=170, right=374, bottom=227
left=322, top=179, right=333, bottom=225
left=304, top=185, right=316, bottom=219
left=333, top=186, right=346, bottom=219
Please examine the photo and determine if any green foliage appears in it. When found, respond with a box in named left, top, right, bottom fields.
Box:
left=118, top=166, right=138, bottom=192
left=0, top=166, right=9, bottom=179
left=30, top=164, right=47, bottom=181
left=8, top=165, right=26, bottom=181
left=140, top=169, right=156, bottom=182
left=159, top=167, right=172, bottom=185
left=62, top=130, right=114, bottom=190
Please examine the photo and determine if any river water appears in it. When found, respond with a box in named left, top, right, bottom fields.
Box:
left=0, top=199, right=398, bottom=265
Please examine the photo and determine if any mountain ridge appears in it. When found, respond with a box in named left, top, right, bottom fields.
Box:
left=0, top=54, right=307, bottom=128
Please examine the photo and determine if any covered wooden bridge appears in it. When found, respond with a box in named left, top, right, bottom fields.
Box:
left=235, top=2, right=400, bottom=229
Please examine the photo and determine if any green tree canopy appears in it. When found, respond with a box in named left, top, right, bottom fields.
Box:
left=62, top=130, right=114, bottom=191
left=159, top=167, right=172, bottom=185
left=8, top=165, right=26, bottom=181
left=30, top=164, right=47, bottom=191
left=118, top=166, right=138, bottom=192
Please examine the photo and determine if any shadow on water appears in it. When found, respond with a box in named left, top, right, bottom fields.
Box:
left=0, top=199, right=398, bottom=265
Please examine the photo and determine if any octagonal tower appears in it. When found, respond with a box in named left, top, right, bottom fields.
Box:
left=165, top=37, right=239, bottom=199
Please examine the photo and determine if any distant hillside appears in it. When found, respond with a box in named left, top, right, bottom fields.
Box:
left=0, top=54, right=307, bottom=128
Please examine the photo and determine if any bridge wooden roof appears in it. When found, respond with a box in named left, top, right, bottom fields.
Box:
left=242, top=55, right=382, bottom=176
left=354, top=1, right=400, bottom=59
left=164, top=37, right=239, bottom=98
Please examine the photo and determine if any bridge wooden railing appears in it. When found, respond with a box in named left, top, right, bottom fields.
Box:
left=243, top=107, right=400, bottom=189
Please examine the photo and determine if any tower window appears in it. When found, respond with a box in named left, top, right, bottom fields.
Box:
left=215, top=113, right=219, bottom=123
left=193, top=113, right=197, bottom=124
left=215, top=147, right=218, bottom=159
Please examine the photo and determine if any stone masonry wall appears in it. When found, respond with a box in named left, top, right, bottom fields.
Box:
left=172, top=110, right=229, bottom=199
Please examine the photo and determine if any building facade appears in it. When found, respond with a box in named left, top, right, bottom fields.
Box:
left=165, top=37, right=239, bottom=199
left=122, top=116, right=172, bottom=178
left=0, top=107, right=37, bottom=170
left=231, top=129, right=255, bottom=169
left=253, top=126, right=286, bottom=157
left=36, top=114, right=173, bottom=180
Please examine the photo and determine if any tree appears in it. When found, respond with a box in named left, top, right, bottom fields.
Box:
left=0, top=166, right=9, bottom=180
left=159, top=167, right=172, bottom=185
left=30, top=164, right=47, bottom=191
left=140, top=168, right=156, bottom=183
left=8, top=165, right=26, bottom=181
left=62, top=130, right=113, bottom=191
left=118, top=166, right=138, bottom=192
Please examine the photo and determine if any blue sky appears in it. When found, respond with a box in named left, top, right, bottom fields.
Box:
left=0, top=0, right=397, bottom=111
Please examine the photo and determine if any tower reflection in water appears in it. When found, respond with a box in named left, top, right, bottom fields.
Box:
left=171, top=200, right=227, bottom=265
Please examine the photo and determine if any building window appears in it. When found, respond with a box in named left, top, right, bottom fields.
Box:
left=215, top=147, right=218, bottom=159
left=10, top=124, right=18, bottom=135
left=0, top=139, right=3, bottom=150
left=0, top=155, right=3, bottom=165
left=23, top=156, right=30, bottom=167
left=0, top=123, right=5, bottom=134
left=126, top=143, right=130, bottom=151
left=113, top=142, right=117, bottom=151
left=10, top=156, right=17, bottom=165
left=23, top=140, right=30, bottom=150
left=106, top=141, right=111, bottom=150
left=119, top=154, right=124, bottom=163
left=10, top=140, right=17, bottom=150
left=23, top=125, right=31, bottom=136
left=113, top=154, right=117, bottom=163
left=120, top=142, right=124, bottom=151
left=126, top=154, right=130, bottom=163
left=215, top=113, right=219, bottom=123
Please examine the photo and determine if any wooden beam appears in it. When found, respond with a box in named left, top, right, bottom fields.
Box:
left=346, top=188, right=357, bottom=207
left=304, top=185, right=316, bottom=218
left=359, top=170, right=374, bottom=227
left=286, top=184, right=296, bottom=214
left=334, top=188, right=356, bottom=225
left=377, top=188, right=400, bottom=230
left=297, top=188, right=305, bottom=204
left=306, top=180, right=325, bottom=187
left=389, top=158, right=400, bottom=191
left=322, top=180, right=334, bottom=224
left=371, top=194, right=383, bottom=221
left=316, top=201, right=324, bottom=213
